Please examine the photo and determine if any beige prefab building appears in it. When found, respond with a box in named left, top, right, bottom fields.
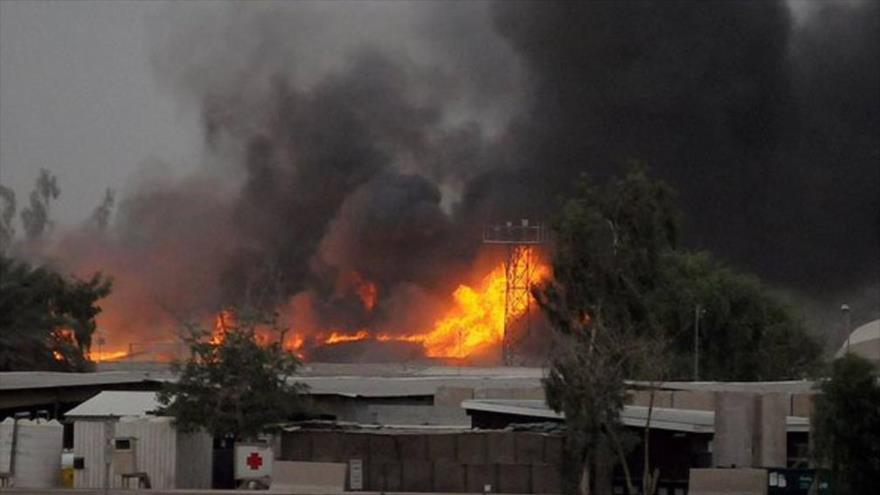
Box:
left=65, top=391, right=212, bottom=490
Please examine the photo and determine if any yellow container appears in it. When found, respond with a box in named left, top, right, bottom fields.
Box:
left=60, top=451, right=74, bottom=488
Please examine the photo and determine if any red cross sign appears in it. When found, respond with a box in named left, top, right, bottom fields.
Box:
left=246, top=452, right=263, bottom=470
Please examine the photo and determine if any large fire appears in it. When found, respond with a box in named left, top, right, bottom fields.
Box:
left=308, top=247, right=551, bottom=359
left=91, top=247, right=550, bottom=363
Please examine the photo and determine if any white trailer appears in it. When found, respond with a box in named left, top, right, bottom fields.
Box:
left=66, top=391, right=212, bottom=489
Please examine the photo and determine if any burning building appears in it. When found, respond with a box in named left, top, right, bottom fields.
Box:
left=13, top=0, right=876, bottom=365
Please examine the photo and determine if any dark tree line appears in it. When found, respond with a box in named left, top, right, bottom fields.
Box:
left=0, top=255, right=112, bottom=371
left=0, top=168, right=115, bottom=255
left=535, top=167, right=823, bottom=494
left=812, top=354, right=880, bottom=495
left=0, top=169, right=116, bottom=371
left=538, top=167, right=822, bottom=382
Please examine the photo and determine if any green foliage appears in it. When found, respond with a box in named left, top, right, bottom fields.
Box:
left=157, top=311, right=309, bottom=440
left=0, top=255, right=112, bottom=371
left=536, top=167, right=824, bottom=493
left=653, top=252, right=822, bottom=380
left=540, top=167, right=822, bottom=383
left=538, top=167, right=678, bottom=343
left=812, top=354, right=880, bottom=495
left=536, top=167, right=679, bottom=493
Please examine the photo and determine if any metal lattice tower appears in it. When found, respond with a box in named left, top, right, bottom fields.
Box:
left=483, top=219, right=546, bottom=365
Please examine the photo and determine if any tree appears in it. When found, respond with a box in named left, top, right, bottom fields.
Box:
left=0, top=255, right=112, bottom=371
left=20, top=169, right=60, bottom=240
left=89, top=188, right=115, bottom=232
left=535, top=167, right=678, bottom=494
left=0, top=184, right=15, bottom=254
left=536, top=167, right=824, bottom=493
left=652, top=251, right=823, bottom=381
left=157, top=309, right=309, bottom=440
left=811, top=354, right=880, bottom=495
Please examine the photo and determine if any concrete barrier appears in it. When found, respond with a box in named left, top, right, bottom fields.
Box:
left=673, top=390, right=716, bottom=411
left=398, top=434, right=427, bottom=461
left=280, top=430, right=563, bottom=493
left=757, top=394, right=787, bottom=468
left=432, top=459, right=466, bottom=492
left=791, top=393, right=816, bottom=418
left=514, top=433, right=545, bottom=463
left=688, top=468, right=767, bottom=495
left=427, top=434, right=456, bottom=461
left=628, top=390, right=674, bottom=408
left=487, top=432, right=515, bottom=463
left=455, top=433, right=487, bottom=464
left=434, top=386, right=475, bottom=407
left=714, top=392, right=757, bottom=468
left=269, top=460, right=346, bottom=493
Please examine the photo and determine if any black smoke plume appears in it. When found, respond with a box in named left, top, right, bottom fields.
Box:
left=43, top=0, right=878, bottom=349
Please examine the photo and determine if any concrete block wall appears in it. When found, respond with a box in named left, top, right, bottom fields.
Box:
left=791, top=392, right=816, bottom=417
left=756, top=393, right=787, bottom=468
left=628, top=389, right=718, bottom=411
left=628, top=388, right=816, bottom=420
left=713, top=392, right=789, bottom=469
left=713, top=392, right=757, bottom=468
left=672, top=390, right=716, bottom=411
left=688, top=468, right=768, bottom=495
left=281, top=429, right=563, bottom=493
left=474, top=387, right=545, bottom=400
left=628, top=390, right=675, bottom=408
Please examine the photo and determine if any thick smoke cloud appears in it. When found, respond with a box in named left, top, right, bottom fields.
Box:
left=483, top=0, right=878, bottom=299
left=38, top=0, right=877, bottom=348
left=135, top=1, right=523, bottom=341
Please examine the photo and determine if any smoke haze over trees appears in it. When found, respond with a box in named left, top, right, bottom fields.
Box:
left=2, top=0, right=877, bottom=348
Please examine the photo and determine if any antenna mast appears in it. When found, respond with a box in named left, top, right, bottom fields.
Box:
left=483, top=219, right=547, bottom=365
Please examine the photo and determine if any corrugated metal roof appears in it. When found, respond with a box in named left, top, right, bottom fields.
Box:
left=297, top=364, right=545, bottom=378
left=461, top=399, right=810, bottom=434
left=627, top=380, right=817, bottom=394
left=294, top=374, right=543, bottom=398
left=0, top=368, right=540, bottom=398
left=65, top=391, right=161, bottom=418
left=0, top=371, right=174, bottom=391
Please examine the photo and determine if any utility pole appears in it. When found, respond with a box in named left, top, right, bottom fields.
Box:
left=841, top=303, right=851, bottom=353
left=693, top=304, right=702, bottom=381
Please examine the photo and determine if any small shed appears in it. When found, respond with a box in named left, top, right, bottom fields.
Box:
left=65, top=391, right=211, bottom=489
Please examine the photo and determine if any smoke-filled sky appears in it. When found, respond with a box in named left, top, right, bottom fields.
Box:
left=1, top=0, right=878, bottom=344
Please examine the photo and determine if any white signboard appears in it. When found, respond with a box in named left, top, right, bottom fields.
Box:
left=349, top=459, right=363, bottom=490
left=234, top=443, right=273, bottom=480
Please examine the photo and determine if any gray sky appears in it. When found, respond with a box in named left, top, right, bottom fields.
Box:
left=0, top=0, right=827, bottom=229
left=0, top=0, right=201, bottom=227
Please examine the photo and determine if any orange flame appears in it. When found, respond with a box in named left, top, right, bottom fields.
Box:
left=315, top=247, right=550, bottom=359
left=211, top=309, right=237, bottom=344
left=353, top=273, right=378, bottom=311
left=89, top=350, right=130, bottom=362
left=324, top=330, right=370, bottom=344
left=285, top=333, right=305, bottom=358
left=90, top=248, right=549, bottom=363
left=417, top=263, right=509, bottom=358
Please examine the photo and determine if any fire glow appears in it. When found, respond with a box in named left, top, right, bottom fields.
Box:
left=90, top=247, right=550, bottom=363
left=307, top=247, right=551, bottom=359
